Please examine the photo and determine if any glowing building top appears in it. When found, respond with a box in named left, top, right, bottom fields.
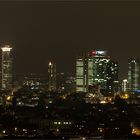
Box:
left=89, top=50, right=107, bottom=57
left=49, top=61, right=52, bottom=66
left=1, top=45, right=12, bottom=52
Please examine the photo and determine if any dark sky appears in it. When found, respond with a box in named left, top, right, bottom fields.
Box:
left=0, top=1, right=140, bottom=80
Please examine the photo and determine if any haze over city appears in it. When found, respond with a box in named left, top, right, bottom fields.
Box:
left=0, top=1, right=139, bottom=80
left=0, top=1, right=140, bottom=139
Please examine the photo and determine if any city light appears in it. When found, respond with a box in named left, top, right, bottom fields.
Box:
left=0, top=3, right=138, bottom=139
left=132, top=128, right=140, bottom=136
left=100, top=100, right=107, bottom=104
left=49, top=61, right=52, bottom=66
left=1, top=45, right=12, bottom=52
left=121, top=93, right=129, bottom=99
left=6, top=96, right=11, bottom=101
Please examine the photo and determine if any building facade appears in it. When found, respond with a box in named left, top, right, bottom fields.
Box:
left=76, top=53, right=88, bottom=92
left=48, top=61, right=56, bottom=91
left=122, top=79, right=128, bottom=92
left=76, top=50, right=118, bottom=94
left=128, top=58, right=140, bottom=91
left=1, top=45, right=12, bottom=89
left=106, top=61, right=119, bottom=93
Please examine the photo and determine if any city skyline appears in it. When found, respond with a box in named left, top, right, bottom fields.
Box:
left=0, top=1, right=140, bottom=139
left=0, top=2, right=140, bottom=79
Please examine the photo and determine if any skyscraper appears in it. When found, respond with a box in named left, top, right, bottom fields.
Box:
left=106, top=61, right=119, bottom=93
left=122, top=79, right=128, bottom=92
left=76, top=53, right=88, bottom=92
left=128, top=58, right=140, bottom=91
left=1, top=45, right=12, bottom=89
left=48, top=61, right=56, bottom=91
left=76, top=50, right=118, bottom=94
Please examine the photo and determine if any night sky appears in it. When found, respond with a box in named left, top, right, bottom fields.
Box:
left=0, top=1, right=140, bottom=80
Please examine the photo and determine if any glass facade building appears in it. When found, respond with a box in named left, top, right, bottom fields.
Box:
left=76, top=53, right=88, bottom=92
left=128, top=58, right=140, bottom=91
left=76, top=50, right=118, bottom=94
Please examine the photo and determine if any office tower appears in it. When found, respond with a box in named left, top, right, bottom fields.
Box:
left=76, top=53, right=88, bottom=92
left=128, top=58, right=140, bottom=91
left=89, top=51, right=110, bottom=92
left=48, top=61, right=56, bottom=91
left=1, top=45, right=12, bottom=89
left=122, top=79, right=128, bottom=92
left=76, top=50, right=118, bottom=94
left=106, top=61, right=119, bottom=93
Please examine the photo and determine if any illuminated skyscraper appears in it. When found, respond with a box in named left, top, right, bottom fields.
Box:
left=76, top=53, right=88, bottom=92
left=48, top=61, right=56, bottom=91
left=106, top=61, right=118, bottom=93
left=128, top=58, right=140, bottom=91
left=1, top=45, right=12, bottom=89
left=122, top=79, right=128, bottom=92
left=76, top=50, right=118, bottom=94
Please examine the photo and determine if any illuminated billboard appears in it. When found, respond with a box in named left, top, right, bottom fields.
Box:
left=91, top=50, right=107, bottom=56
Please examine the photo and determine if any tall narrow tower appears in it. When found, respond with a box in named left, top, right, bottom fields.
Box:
left=128, top=58, right=139, bottom=91
left=48, top=61, right=56, bottom=91
left=1, top=45, right=12, bottom=89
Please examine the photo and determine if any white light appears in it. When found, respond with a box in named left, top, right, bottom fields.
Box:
left=1, top=45, right=12, bottom=52
left=49, top=62, right=52, bottom=66
left=96, top=51, right=106, bottom=55
left=100, top=100, right=107, bottom=104
left=49, top=100, right=52, bottom=103
left=97, top=51, right=104, bottom=54
left=123, top=79, right=128, bottom=82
